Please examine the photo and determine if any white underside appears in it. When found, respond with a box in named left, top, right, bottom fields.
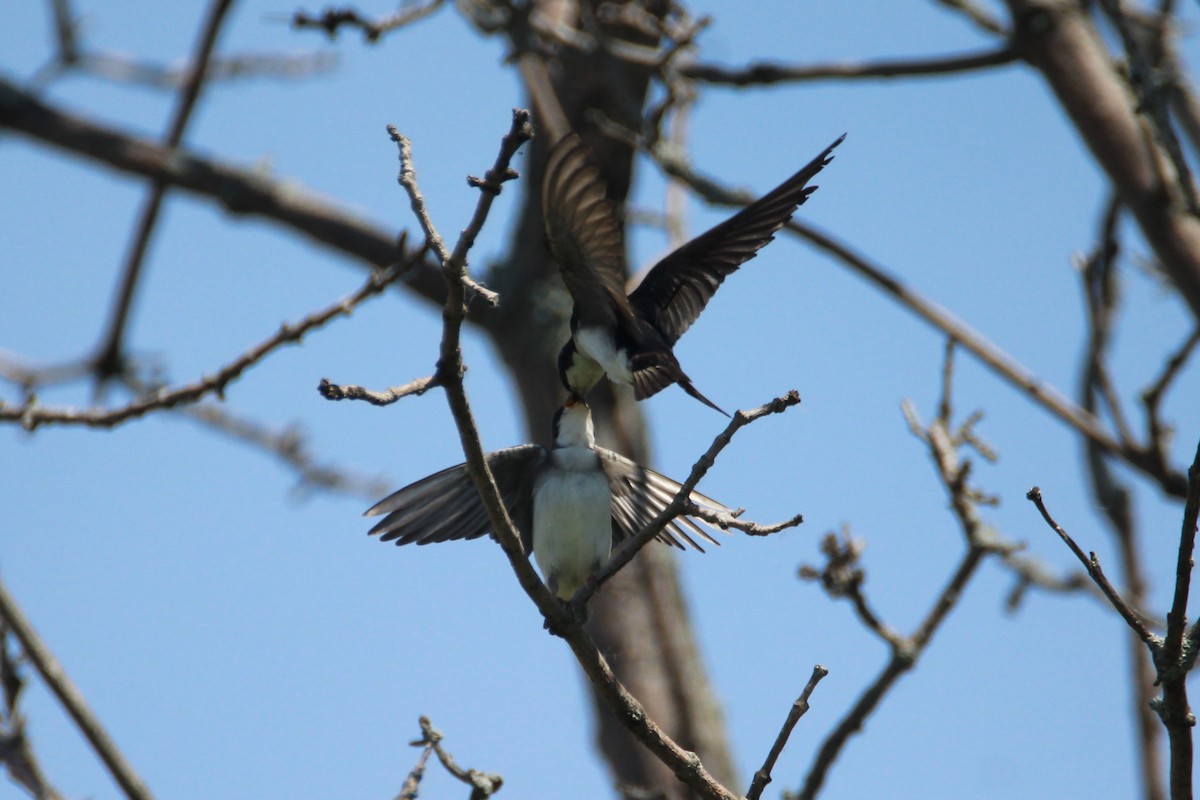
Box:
left=575, top=326, right=633, bottom=386
left=532, top=449, right=612, bottom=599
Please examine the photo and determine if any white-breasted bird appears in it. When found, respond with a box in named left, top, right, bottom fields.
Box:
left=544, top=133, right=844, bottom=415
left=364, top=401, right=733, bottom=599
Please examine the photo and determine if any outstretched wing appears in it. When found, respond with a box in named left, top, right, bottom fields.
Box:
left=595, top=447, right=734, bottom=552
left=542, top=134, right=635, bottom=329
left=629, top=135, right=844, bottom=345
left=364, top=445, right=547, bottom=551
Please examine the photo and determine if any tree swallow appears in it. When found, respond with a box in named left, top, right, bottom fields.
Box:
left=544, top=133, right=844, bottom=414
left=364, top=401, right=733, bottom=599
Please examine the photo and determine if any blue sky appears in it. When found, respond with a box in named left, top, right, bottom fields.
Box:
left=3, top=2, right=1199, bottom=798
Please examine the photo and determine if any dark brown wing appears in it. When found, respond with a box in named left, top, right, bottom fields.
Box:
left=542, top=134, right=638, bottom=330
left=364, top=445, right=546, bottom=552
left=595, top=447, right=734, bottom=551
left=629, top=135, right=844, bottom=345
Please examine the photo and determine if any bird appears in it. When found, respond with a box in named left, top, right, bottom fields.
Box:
left=364, top=400, right=734, bottom=599
left=543, top=132, right=844, bottom=415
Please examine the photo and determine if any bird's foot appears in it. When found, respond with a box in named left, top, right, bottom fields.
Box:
left=543, top=596, right=588, bottom=637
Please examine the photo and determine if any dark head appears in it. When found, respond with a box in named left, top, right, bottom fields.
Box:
left=557, top=338, right=603, bottom=402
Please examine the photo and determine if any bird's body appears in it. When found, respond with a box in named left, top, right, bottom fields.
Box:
left=531, top=423, right=612, bottom=597
left=571, top=324, right=634, bottom=385
left=543, top=133, right=845, bottom=414
left=365, top=402, right=732, bottom=599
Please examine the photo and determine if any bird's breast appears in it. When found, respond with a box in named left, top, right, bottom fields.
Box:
left=532, top=457, right=612, bottom=599
left=574, top=326, right=634, bottom=385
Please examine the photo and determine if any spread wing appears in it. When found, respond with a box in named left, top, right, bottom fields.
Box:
left=629, top=135, right=844, bottom=345
left=596, top=447, right=734, bottom=552
left=542, top=134, right=635, bottom=329
left=364, top=445, right=547, bottom=551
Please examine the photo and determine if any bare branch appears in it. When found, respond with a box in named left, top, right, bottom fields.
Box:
left=290, top=1, right=446, bottom=43
left=746, top=665, right=828, bottom=800
left=1168, top=442, right=1200, bottom=647
left=0, top=627, right=63, bottom=799
left=1142, top=326, right=1200, bottom=459
left=691, top=506, right=803, bottom=537
left=41, top=51, right=337, bottom=90
left=929, top=0, right=1009, bottom=35
left=0, top=262, right=411, bottom=430
left=318, top=374, right=441, bottom=406
left=1096, top=0, right=1200, bottom=216
left=1077, top=193, right=1168, bottom=800
left=400, top=716, right=503, bottom=799
left=578, top=391, right=804, bottom=605
left=1005, top=0, right=1200, bottom=323
left=680, top=45, right=1017, bottom=86
left=0, top=578, right=153, bottom=800
left=799, top=342, right=1002, bottom=800
left=1024, top=487, right=1157, bottom=646
left=93, top=0, right=238, bottom=386
left=390, top=125, right=502, bottom=306
left=0, top=76, right=479, bottom=321
left=1158, top=438, right=1200, bottom=800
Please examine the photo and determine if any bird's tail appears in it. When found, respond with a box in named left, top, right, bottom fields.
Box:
left=630, top=352, right=729, bottom=416
left=678, top=377, right=729, bottom=417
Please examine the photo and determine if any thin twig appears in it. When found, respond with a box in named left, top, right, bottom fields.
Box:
left=0, top=77, right=485, bottom=326
left=929, top=0, right=1008, bottom=35
left=690, top=505, right=803, bottom=537
left=1, top=263, right=410, bottom=430
left=799, top=341, right=1001, bottom=799
left=1028, top=443, right=1200, bottom=800
left=290, top=0, right=445, bottom=43
left=680, top=45, right=1017, bottom=86
left=0, top=626, right=63, bottom=799
left=318, top=374, right=441, bottom=405
left=74, top=51, right=337, bottom=88
left=577, top=391, right=803, bottom=605
left=1097, top=0, right=1200, bottom=216
left=402, top=716, right=503, bottom=799
left=798, top=528, right=905, bottom=649
left=393, top=110, right=546, bottom=605
left=1076, top=193, right=1167, bottom=800
left=0, top=578, right=154, bottom=800
left=93, top=0, right=237, bottom=385
left=746, top=665, right=828, bottom=800
left=1158, top=439, right=1200, bottom=800
left=390, top=125, right=501, bottom=306
left=1142, top=327, right=1200, bottom=464
left=1024, top=487, right=1157, bottom=645
left=394, top=737, right=432, bottom=800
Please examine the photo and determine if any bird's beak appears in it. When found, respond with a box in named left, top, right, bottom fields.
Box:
left=564, top=394, right=580, bottom=408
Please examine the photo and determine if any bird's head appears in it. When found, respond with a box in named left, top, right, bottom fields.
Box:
left=558, top=339, right=604, bottom=401
left=551, top=399, right=595, bottom=450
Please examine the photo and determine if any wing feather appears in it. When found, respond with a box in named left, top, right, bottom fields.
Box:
left=596, top=447, right=734, bottom=552
left=629, top=135, right=844, bottom=344
left=542, top=134, right=633, bottom=329
left=365, top=445, right=546, bottom=551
